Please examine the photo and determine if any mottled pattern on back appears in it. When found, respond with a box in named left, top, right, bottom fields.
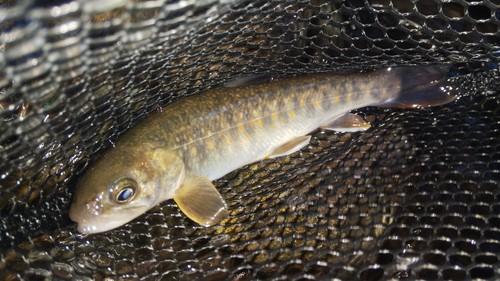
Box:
left=122, top=72, right=397, bottom=179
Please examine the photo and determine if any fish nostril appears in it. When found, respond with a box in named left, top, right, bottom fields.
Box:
left=83, top=197, right=105, bottom=215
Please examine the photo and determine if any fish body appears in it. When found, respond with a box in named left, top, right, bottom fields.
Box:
left=131, top=73, right=384, bottom=180
left=70, top=66, right=455, bottom=234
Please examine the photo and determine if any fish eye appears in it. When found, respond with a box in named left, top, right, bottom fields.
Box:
left=112, top=178, right=138, bottom=204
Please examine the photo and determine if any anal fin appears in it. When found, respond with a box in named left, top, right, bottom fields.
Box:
left=321, top=113, right=370, bottom=132
left=266, top=135, right=311, bottom=159
left=173, top=176, right=228, bottom=226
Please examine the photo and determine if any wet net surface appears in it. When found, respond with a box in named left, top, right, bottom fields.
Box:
left=1, top=0, right=499, bottom=280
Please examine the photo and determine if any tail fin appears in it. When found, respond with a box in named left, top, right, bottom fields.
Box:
left=379, top=65, right=457, bottom=108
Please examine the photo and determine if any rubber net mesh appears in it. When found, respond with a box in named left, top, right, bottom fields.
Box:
left=1, top=0, right=499, bottom=280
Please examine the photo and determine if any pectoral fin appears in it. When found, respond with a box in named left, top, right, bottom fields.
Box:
left=173, top=176, right=228, bottom=226
left=320, top=113, right=370, bottom=132
left=266, top=135, right=311, bottom=159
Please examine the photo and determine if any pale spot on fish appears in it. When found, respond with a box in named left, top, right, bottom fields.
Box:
left=189, top=146, right=198, bottom=157
left=257, top=119, right=264, bottom=128
left=299, top=98, right=306, bottom=108
left=238, top=124, right=245, bottom=133
left=271, top=112, right=279, bottom=121
left=313, top=100, right=321, bottom=108
left=207, top=140, right=215, bottom=150
left=288, top=110, right=296, bottom=119
left=225, top=135, right=232, bottom=145
left=346, top=83, right=353, bottom=101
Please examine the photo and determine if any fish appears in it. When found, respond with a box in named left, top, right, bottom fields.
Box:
left=69, top=65, right=456, bottom=234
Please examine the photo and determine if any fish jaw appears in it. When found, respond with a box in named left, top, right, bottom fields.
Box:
left=72, top=214, right=129, bottom=234
left=69, top=199, right=154, bottom=234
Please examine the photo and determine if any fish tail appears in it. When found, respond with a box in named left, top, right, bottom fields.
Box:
left=378, top=65, right=457, bottom=108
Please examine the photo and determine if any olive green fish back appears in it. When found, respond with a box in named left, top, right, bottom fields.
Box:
left=133, top=72, right=396, bottom=175
left=1, top=0, right=499, bottom=280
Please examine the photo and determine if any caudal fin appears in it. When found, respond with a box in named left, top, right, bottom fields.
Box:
left=379, top=65, right=457, bottom=108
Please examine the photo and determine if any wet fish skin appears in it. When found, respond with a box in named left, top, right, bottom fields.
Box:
left=69, top=66, right=455, bottom=234
left=131, top=71, right=396, bottom=180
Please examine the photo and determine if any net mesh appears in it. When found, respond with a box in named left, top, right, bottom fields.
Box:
left=1, top=0, right=499, bottom=280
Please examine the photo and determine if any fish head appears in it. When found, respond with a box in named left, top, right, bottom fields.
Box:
left=69, top=145, right=184, bottom=234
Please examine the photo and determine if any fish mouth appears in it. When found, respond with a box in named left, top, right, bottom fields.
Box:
left=70, top=211, right=139, bottom=234
left=69, top=203, right=151, bottom=234
left=75, top=218, right=132, bottom=234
